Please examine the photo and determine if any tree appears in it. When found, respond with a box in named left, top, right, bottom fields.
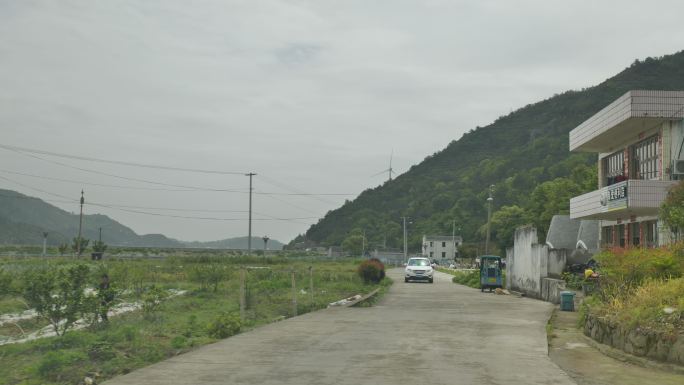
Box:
left=526, top=177, right=584, bottom=237
left=92, top=240, right=108, bottom=253
left=661, top=180, right=684, bottom=240
left=58, top=243, right=69, bottom=256
left=342, top=229, right=365, bottom=256
left=71, top=237, right=90, bottom=256
left=485, top=205, right=530, bottom=253
left=23, top=264, right=94, bottom=336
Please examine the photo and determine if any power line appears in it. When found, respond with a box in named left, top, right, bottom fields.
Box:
left=0, top=144, right=247, bottom=175
left=0, top=167, right=353, bottom=196
left=0, top=169, right=202, bottom=192
left=0, top=175, right=321, bottom=223
left=87, top=201, right=318, bottom=221
left=5, top=149, right=248, bottom=192
left=259, top=174, right=340, bottom=205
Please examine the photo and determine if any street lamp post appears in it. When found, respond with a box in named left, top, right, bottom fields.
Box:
left=485, top=185, right=494, bottom=255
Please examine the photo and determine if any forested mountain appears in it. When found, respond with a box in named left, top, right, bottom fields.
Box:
left=0, top=189, right=283, bottom=249
left=294, top=51, right=684, bottom=255
left=0, top=189, right=182, bottom=247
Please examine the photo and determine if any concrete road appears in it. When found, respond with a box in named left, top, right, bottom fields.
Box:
left=104, top=269, right=575, bottom=385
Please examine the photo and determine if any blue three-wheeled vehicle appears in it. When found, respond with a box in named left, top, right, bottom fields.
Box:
left=479, top=255, right=503, bottom=292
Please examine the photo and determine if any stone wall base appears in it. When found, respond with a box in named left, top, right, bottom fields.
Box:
left=584, top=314, right=684, bottom=366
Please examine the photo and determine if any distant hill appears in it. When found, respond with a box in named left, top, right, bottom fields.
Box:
left=0, top=189, right=182, bottom=247
left=0, top=189, right=283, bottom=249
left=184, top=237, right=284, bottom=251
left=295, top=51, right=684, bottom=254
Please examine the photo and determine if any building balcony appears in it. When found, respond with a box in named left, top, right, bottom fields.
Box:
left=569, top=180, right=677, bottom=220
left=569, top=90, right=684, bottom=153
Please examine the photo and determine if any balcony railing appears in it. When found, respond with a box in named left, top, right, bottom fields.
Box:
left=570, top=180, right=677, bottom=220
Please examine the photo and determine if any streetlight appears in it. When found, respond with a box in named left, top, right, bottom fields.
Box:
left=485, top=185, right=494, bottom=254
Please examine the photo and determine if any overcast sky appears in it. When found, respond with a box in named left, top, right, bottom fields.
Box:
left=2, top=0, right=684, bottom=243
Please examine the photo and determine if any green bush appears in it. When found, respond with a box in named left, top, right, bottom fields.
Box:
left=357, top=259, right=385, bottom=284
left=588, top=278, right=684, bottom=334
left=0, top=267, right=14, bottom=295
left=142, top=286, right=169, bottom=318
left=23, top=263, right=95, bottom=336
left=171, top=335, right=188, bottom=349
left=88, top=341, right=116, bottom=360
left=452, top=270, right=480, bottom=288
left=34, top=350, right=87, bottom=381
left=207, top=312, right=241, bottom=339
left=595, top=244, right=684, bottom=289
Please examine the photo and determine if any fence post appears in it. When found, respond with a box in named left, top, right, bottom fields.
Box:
left=239, top=268, right=246, bottom=321
left=291, top=269, right=297, bottom=317
left=308, top=266, right=314, bottom=307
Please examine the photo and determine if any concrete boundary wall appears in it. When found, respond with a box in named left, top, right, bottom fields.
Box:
left=506, top=226, right=568, bottom=302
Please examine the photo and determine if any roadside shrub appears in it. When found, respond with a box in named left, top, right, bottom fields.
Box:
left=357, top=259, right=385, bottom=284
left=188, top=265, right=227, bottom=291
left=142, top=286, right=169, bottom=319
left=589, top=277, right=684, bottom=334
left=34, top=350, right=87, bottom=381
left=452, top=270, right=480, bottom=288
left=595, top=245, right=683, bottom=289
left=171, top=335, right=188, bottom=349
left=207, top=312, right=241, bottom=339
left=88, top=341, right=116, bottom=360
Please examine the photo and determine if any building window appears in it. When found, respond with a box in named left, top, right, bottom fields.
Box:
left=631, top=135, right=659, bottom=180
left=429, top=251, right=433, bottom=258
left=603, top=150, right=625, bottom=186
left=441, top=252, right=446, bottom=258
left=602, top=226, right=613, bottom=246
left=441, top=241, right=446, bottom=247
left=644, top=220, right=658, bottom=248
left=630, top=222, right=640, bottom=247
left=429, top=241, right=433, bottom=247
left=617, top=224, right=626, bottom=247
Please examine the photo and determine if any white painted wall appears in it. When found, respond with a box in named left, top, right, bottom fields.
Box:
left=506, top=226, right=548, bottom=298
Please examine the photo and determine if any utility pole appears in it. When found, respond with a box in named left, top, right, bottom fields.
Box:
left=77, top=190, right=84, bottom=257
left=245, top=173, right=256, bottom=255
left=452, top=219, right=456, bottom=259
left=362, top=229, right=366, bottom=257
left=42, top=232, right=48, bottom=257
left=402, top=217, right=410, bottom=260
left=485, top=185, right=494, bottom=255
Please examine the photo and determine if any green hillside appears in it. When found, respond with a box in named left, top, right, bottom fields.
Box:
left=296, top=51, right=684, bottom=255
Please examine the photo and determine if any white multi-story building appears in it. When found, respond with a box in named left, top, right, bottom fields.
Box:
left=422, top=235, right=463, bottom=261
left=569, top=90, right=684, bottom=247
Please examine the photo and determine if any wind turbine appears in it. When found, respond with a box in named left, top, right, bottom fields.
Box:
left=371, top=150, right=395, bottom=183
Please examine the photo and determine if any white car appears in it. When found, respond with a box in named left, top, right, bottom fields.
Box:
left=404, top=257, right=434, bottom=283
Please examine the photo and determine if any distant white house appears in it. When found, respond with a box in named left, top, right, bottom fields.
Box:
left=422, top=235, right=463, bottom=261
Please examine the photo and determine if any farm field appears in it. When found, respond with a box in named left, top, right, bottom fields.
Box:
left=0, top=254, right=390, bottom=385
